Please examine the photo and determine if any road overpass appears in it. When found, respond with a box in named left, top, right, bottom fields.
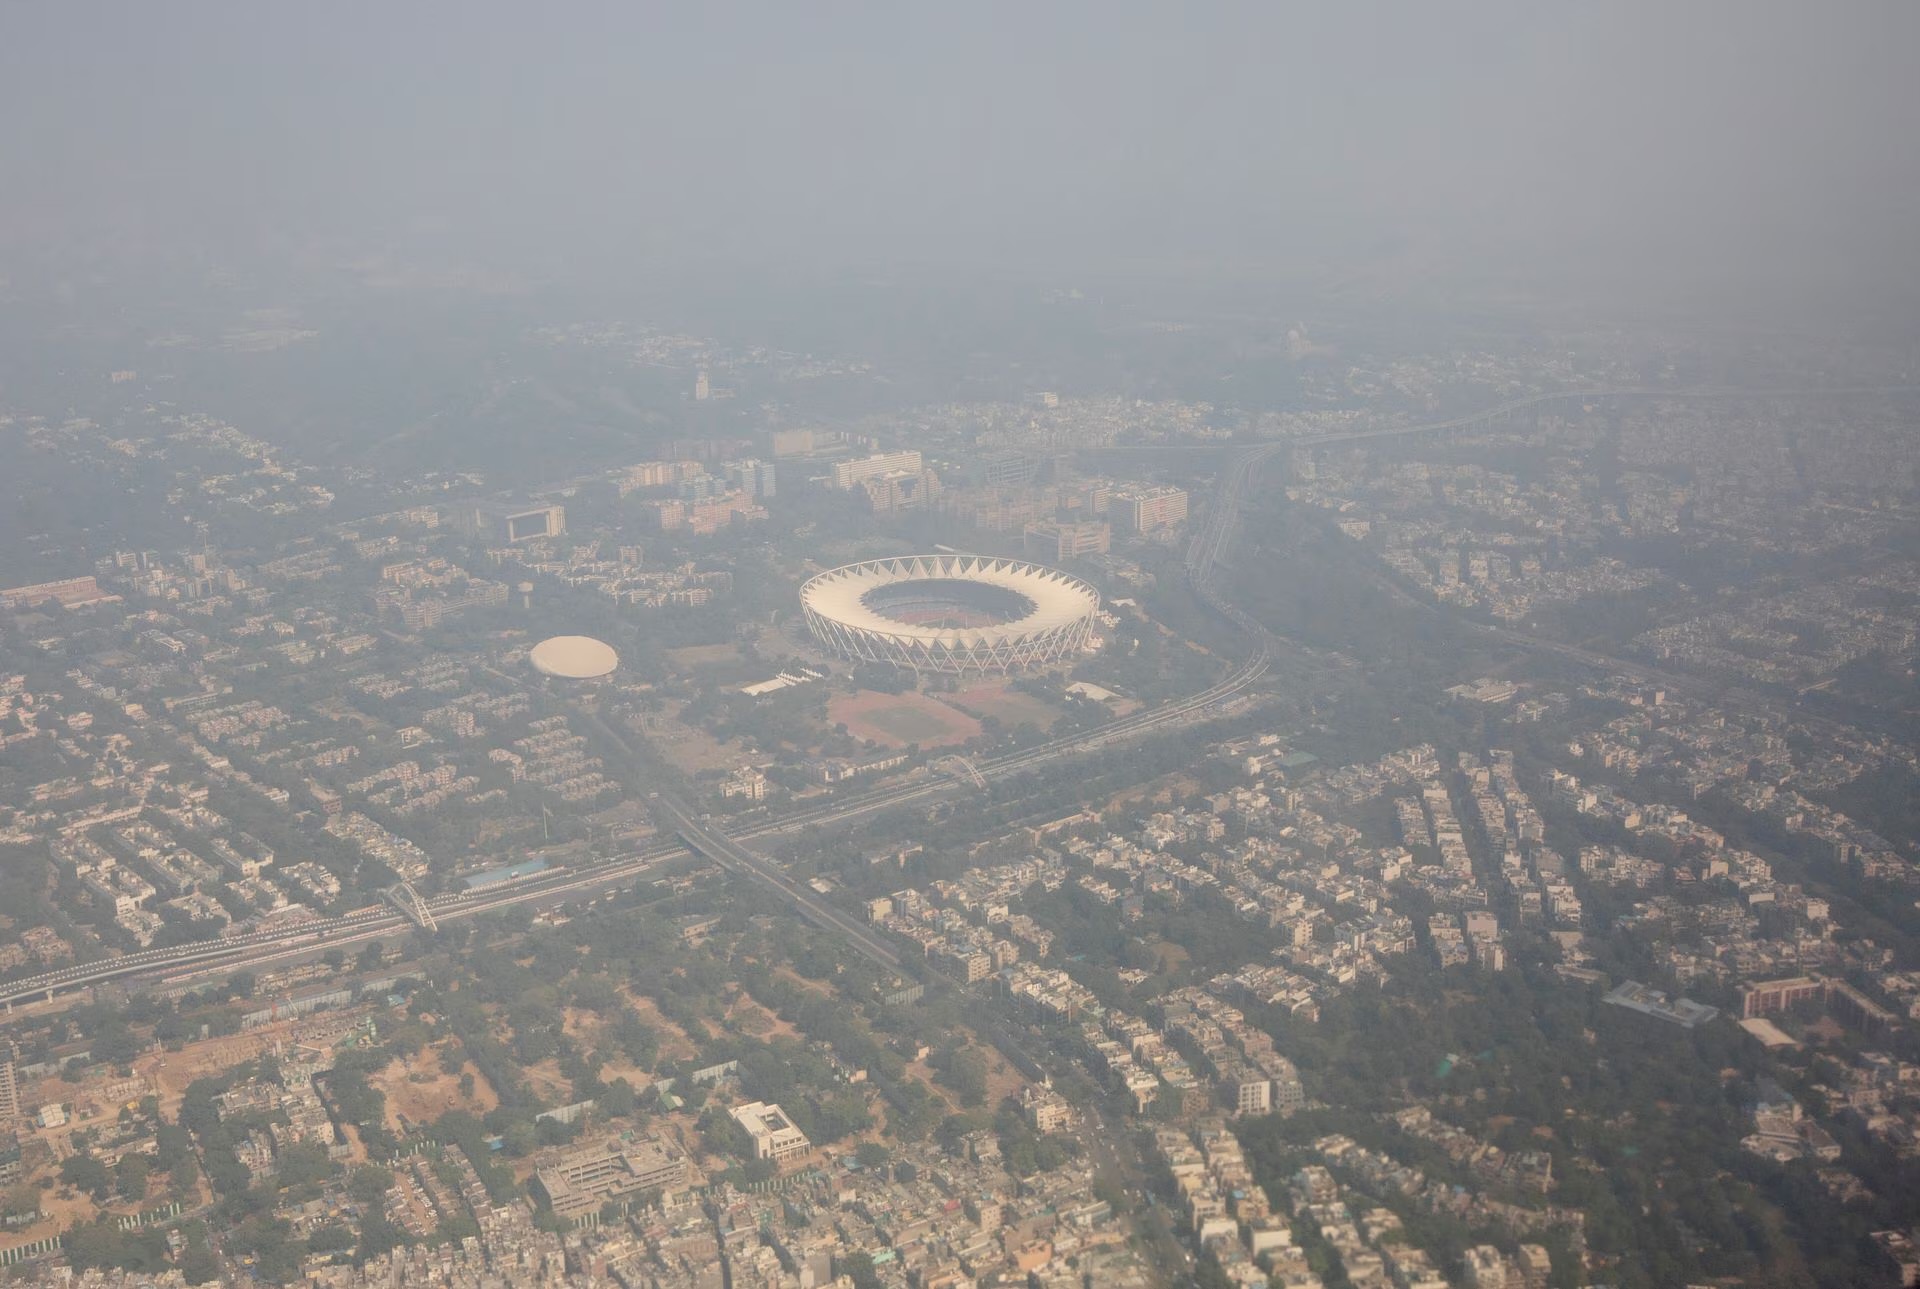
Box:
left=26, top=381, right=1876, bottom=1007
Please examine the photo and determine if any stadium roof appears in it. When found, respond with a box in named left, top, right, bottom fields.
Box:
left=529, top=634, right=619, bottom=679
left=801, top=555, right=1098, bottom=649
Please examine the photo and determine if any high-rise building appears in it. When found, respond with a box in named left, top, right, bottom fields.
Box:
left=644, top=492, right=766, bottom=535
left=618, top=460, right=705, bottom=495
left=726, top=458, right=777, bottom=499
left=694, top=369, right=710, bottom=401
left=1058, top=480, right=1112, bottom=517
left=858, top=469, right=940, bottom=515
left=833, top=450, right=924, bottom=491
left=980, top=449, right=1040, bottom=490
left=1267, top=1055, right=1305, bottom=1116
left=1023, top=520, right=1111, bottom=562
left=0, top=1059, right=16, bottom=1124
left=1110, top=485, right=1188, bottom=534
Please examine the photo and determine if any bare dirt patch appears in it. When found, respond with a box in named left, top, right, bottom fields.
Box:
left=136, top=1033, right=270, bottom=1120
left=723, top=993, right=800, bottom=1043
left=633, top=705, right=749, bottom=775
left=1150, top=941, right=1190, bottom=973
left=0, top=1187, right=98, bottom=1257
left=371, top=1040, right=499, bottom=1131
left=980, top=1043, right=1026, bottom=1106
left=775, top=966, right=834, bottom=996
left=829, top=690, right=982, bottom=750
left=619, top=989, right=701, bottom=1063
left=522, top=1058, right=573, bottom=1106
left=905, top=1059, right=959, bottom=1113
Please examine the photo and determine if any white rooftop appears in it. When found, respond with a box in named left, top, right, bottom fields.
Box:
left=529, top=634, right=619, bottom=679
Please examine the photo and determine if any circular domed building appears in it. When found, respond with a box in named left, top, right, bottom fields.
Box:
left=528, top=634, right=619, bottom=680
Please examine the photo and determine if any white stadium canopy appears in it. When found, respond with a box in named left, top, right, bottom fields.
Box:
left=801, top=555, right=1099, bottom=676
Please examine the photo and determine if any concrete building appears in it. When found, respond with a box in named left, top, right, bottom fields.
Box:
left=833, top=450, right=924, bottom=491
left=1515, top=1245, right=1552, bottom=1288
left=1110, top=485, right=1188, bottom=534
left=618, top=460, right=705, bottom=494
left=1023, top=1087, right=1073, bottom=1133
left=725, top=458, right=778, bottom=499
left=731, top=1101, right=811, bottom=1167
left=1740, top=975, right=1833, bottom=1019
left=462, top=503, right=566, bottom=545
left=0, top=576, right=118, bottom=611
left=857, top=468, right=940, bottom=515
left=1023, top=520, right=1111, bottom=562
left=1224, top=1068, right=1272, bottom=1116
left=980, top=449, right=1041, bottom=490
left=1462, top=1245, right=1510, bottom=1288
left=534, top=1136, right=688, bottom=1222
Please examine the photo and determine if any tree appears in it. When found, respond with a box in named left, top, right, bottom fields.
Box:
left=167, top=1150, right=200, bottom=1196
left=347, top=1164, right=392, bottom=1207
left=113, top=1154, right=152, bottom=1203
left=180, top=1238, right=221, bottom=1285
left=60, top=1154, right=111, bottom=1200
left=501, top=1121, right=539, bottom=1157
left=839, top=1250, right=883, bottom=1289
left=937, top=1047, right=989, bottom=1107
left=275, top=1139, right=335, bottom=1190
left=599, top=1078, right=636, bottom=1118
left=90, top=1020, right=142, bottom=1065
left=357, top=1209, right=407, bottom=1260
left=306, top=1223, right=354, bottom=1253
left=1195, top=1250, right=1235, bottom=1289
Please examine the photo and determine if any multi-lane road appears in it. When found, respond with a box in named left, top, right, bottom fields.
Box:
left=652, top=794, right=905, bottom=972
left=0, top=434, right=1274, bottom=1009
left=16, top=381, right=1901, bottom=1009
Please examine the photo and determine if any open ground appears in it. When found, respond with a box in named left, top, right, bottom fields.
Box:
left=829, top=689, right=982, bottom=749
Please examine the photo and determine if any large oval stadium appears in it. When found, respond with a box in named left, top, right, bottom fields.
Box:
left=801, top=555, right=1100, bottom=676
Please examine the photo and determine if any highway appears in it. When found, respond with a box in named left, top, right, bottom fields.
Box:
left=0, top=842, right=701, bottom=1008
left=0, top=390, right=1297, bottom=1010
left=652, top=795, right=904, bottom=971
left=16, top=381, right=1891, bottom=1008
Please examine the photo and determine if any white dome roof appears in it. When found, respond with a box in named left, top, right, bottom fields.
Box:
left=529, top=635, right=619, bottom=679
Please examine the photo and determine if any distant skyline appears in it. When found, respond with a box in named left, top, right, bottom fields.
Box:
left=3, top=3, right=1917, bottom=316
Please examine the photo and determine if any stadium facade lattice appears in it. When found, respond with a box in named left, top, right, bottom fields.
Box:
left=801, top=555, right=1100, bottom=676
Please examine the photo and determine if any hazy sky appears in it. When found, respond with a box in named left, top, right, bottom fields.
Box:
left=4, top=3, right=1917, bottom=309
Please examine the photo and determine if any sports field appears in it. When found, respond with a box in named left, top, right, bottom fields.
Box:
left=829, top=689, right=983, bottom=749
left=945, top=679, right=1063, bottom=730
